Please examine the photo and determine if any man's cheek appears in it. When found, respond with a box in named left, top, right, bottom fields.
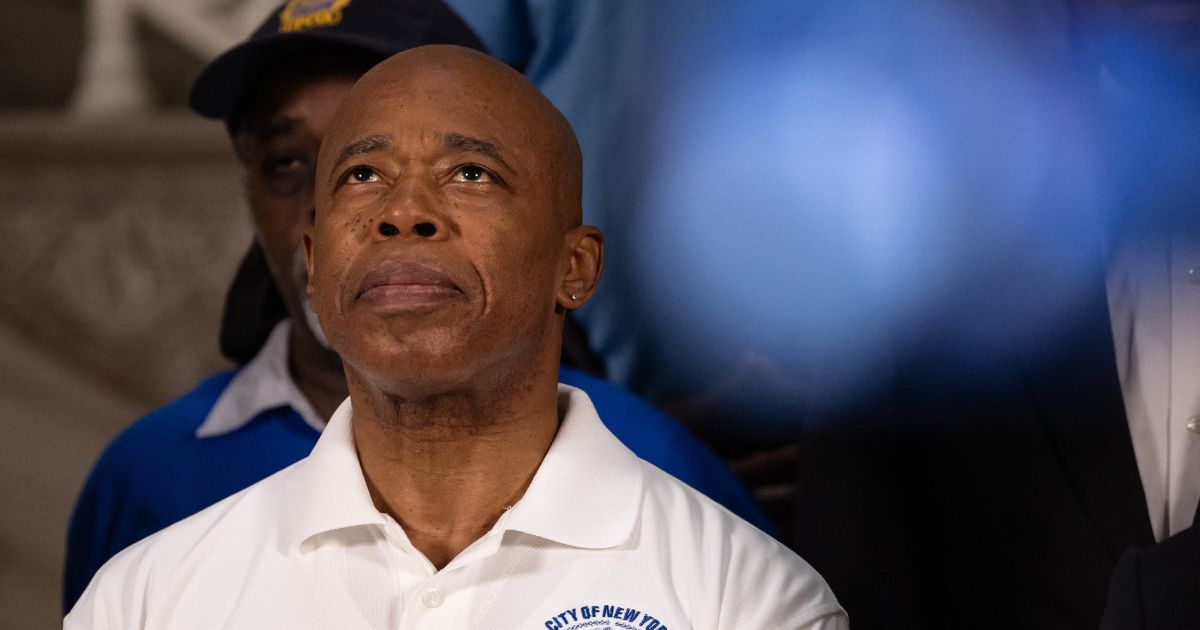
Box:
left=308, top=252, right=337, bottom=318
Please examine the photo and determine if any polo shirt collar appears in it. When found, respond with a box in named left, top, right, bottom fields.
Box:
left=280, top=396, right=385, bottom=552
left=503, top=385, right=644, bottom=549
left=280, top=385, right=644, bottom=553
left=195, top=320, right=326, bottom=438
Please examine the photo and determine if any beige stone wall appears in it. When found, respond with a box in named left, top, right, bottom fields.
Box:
left=0, top=114, right=252, bottom=629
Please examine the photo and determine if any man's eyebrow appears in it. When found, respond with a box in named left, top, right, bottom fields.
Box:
left=331, top=134, right=393, bottom=171
left=442, top=132, right=514, bottom=173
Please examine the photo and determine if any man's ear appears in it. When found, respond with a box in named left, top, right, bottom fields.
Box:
left=302, top=231, right=316, bottom=300
left=557, top=225, right=604, bottom=311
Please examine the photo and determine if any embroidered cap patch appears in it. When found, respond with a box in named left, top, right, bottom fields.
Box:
left=278, top=0, right=352, bottom=33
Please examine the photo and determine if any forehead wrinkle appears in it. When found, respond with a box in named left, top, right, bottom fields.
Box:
left=331, top=134, right=393, bottom=172
left=441, top=132, right=515, bottom=174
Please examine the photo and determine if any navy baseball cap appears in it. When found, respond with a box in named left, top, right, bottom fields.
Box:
left=189, top=0, right=486, bottom=122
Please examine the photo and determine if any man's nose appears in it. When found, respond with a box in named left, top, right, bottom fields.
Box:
left=373, top=178, right=452, bottom=241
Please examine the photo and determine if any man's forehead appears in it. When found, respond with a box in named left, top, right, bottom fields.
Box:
left=326, top=80, right=530, bottom=165
left=329, top=45, right=571, bottom=147
left=355, top=45, right=507, bottom=93
left=347, top=71, right=511, bottom=124
left=343, top=50, right=533, bottom=128
left=334, top=132, right=510, bottom=163
left=239, top=116, right=299, bottom=141
left=236, top=71, right=358, bottom=142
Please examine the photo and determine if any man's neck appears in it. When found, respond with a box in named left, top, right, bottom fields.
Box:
left=350, top=376, right=561, bottom=570
left=287, top=324, right=347, bottom=421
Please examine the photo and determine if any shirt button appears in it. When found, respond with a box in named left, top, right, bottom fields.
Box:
left=1188, top=416, right=1200, bottom=435
left=421, top=588, right=444, bottom=608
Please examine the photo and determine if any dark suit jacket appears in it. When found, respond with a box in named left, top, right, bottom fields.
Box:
left=792, top=271, right=1155, bottom=630
left=1101, top=525, right=1200, bottom=630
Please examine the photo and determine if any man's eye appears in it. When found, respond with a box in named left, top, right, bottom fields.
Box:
left=259, top=153, right=312, bottom=196
left=454, top=165, right=492, bottom=183
left=345, top=166, right=379, bottom=184
left=263, top=154, right=307, bottom=177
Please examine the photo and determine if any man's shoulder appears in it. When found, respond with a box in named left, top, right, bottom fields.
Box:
left=123, top=465, right=294, bottom=560
left=557, top=369, right=702, bottom=470
left=68, top=462, right=298, bottom=620
left=633, top=461, right=846, bottom=628
left=88, top=371, right=237, bottom=478
left=635, top=459, right=791, bottom=555
left=560, top=369, right=775, bottom=532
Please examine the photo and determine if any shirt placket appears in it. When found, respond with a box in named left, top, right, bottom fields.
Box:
left=381, top=513, right=510, bottom=629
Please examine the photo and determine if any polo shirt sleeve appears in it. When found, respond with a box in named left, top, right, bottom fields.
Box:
left=721, top=533, right=848, bottom=629
left=64, top=542, right=152, bottom=630
left=63, top=372, right=235, bottom=613
left=641, top=463, right=846, bottom=629
left=64, top=584, right=121, bottom=630
left=63, top=427, right=164, bottom=615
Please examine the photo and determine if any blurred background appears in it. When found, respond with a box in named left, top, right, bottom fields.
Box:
left=2, top=0, right=1197, bottom=628
left=0, top=2, right=275, bottom=626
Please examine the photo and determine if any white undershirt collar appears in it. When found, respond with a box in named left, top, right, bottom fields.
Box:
left=195, top=320, right=326, bottom=438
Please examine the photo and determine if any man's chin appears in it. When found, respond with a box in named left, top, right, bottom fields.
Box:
left=342, top=338, right=480, bottom=387
left=358, top=365, right=481, bottom=403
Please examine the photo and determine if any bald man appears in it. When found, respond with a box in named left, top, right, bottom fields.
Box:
left=64, top=46, right=845, bottom=630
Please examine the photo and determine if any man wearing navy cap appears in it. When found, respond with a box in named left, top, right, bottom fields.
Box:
left=63, top=0, right=770, bottom=613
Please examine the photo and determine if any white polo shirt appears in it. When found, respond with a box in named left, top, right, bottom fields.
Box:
left=66, top=385, right=845, bottom=630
